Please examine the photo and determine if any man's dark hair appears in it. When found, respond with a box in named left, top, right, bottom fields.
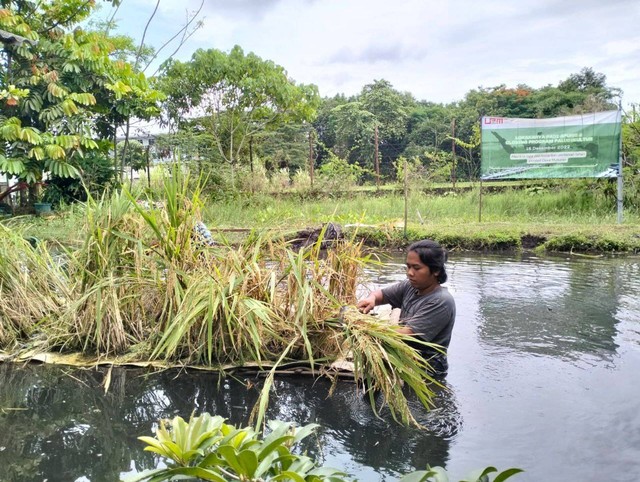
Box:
left=407, top=239, right=448, bottom=283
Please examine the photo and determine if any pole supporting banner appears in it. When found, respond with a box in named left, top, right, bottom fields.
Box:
left=617, top=107, right=623, bottom=223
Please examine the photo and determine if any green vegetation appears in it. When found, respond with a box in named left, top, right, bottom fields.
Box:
left=2, top=2, right=639, bottom=231
left=0, top=172, right=449, bottom=427
left=128, top=413, right=523, bottom=482
left=2, top=2, right=635, bottom=479
left=16, top=174, right=640, bottom=254
left=0, top=0, right=162, bottom=196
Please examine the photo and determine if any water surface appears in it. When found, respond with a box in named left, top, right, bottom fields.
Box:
left=1, top=253, right=639, bottom=481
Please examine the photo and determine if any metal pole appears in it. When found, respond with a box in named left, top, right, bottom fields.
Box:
left=478, top=176, right=483, bottom=223
left=308, top=130, right=314, bottom=188
left=617, top=106, right=623, bottom=223
left=478, top=116, right=483, bottom=223
left=374, top=125, right=380, bottom=189
left=404, top=158, right=408, bottom=238
left=451, top=118, right=456, bottom=189
left=146, top=145, right=151, bottom=189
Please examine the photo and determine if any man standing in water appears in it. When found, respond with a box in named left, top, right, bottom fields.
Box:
left=357, top=239, right=456, bottom=378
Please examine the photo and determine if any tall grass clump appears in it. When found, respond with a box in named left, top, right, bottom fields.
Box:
left=56, top=189, right=163, bottom=355
left=1, top=167, right=448, bottom=426
left=0, top=224, right=72, bottom=350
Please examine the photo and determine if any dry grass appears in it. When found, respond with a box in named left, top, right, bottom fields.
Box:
left=0, top=169, right=444, bottom=427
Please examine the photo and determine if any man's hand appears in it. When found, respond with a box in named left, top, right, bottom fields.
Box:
left=357, top=293, right=377, bottom=314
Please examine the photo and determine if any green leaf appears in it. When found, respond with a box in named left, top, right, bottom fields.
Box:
left=292, top=423, right=319, bottom=444
left=120, top=468, right=165, bottom=482
left=400, top=467, right=449, bottom=482
left=493, top=468, right=525, bottom=482
left=217, top=445, right=244, bottom=475
left=28, top=147, right=44, bottom=160
left=237, top=449, right=259, bottom=477
left=44, top=144, right=66, bottom=159
left=258, top=435, right=294, bottom=461
left=0, top=157, right=25, bottom=175
left=255, top=451, right=279, bottom=478
left=463, top=466, right=496, bottom=482
left=149, top=466, right=227, bottom=482
left=271, top=470, right=307, bottom=482
left=20, top=127, right=42, bottom=145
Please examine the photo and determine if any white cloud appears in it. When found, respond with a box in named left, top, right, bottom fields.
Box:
left=105, top=0, right=640, bottom=106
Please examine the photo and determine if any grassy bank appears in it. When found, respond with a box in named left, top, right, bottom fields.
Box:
left=21, top=185, right=639, bottom=254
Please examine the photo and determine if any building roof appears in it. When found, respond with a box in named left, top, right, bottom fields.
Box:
left=0, top=29, right=35, bottom=46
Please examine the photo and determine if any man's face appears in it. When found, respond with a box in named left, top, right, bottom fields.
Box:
left=405, top=250, right=439, bottom=294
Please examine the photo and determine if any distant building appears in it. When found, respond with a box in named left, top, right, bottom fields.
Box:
left=0, top=28, right=35, bottom=46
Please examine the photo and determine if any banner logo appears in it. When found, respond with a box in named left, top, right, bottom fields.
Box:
left=484, top=117, right=504, bottom=125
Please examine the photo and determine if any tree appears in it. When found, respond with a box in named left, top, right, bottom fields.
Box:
left=0, top=0, right=162, bottom=202
left=158, top=45, right=320, bottom=181
left=312, top=93, right=348, bottom=165
left=259, top=121, right=311, bottom=173
left=558, top=67, right=608, bottom=94
left=116, top=139, right=145, bottom=170
left=330, top=101, right=377, bottom=167
left=359, top=79, right=411, bottom=176
left=100, top=0, right=203, bottom=181
left=360, top=79, right=409, bottom=140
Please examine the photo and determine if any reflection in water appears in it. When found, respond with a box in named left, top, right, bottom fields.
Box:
left=2, top=254, right=640, bottom=481
left=462, top=252, right=637, bottom=360
left=0, top=364, right=460, bottom=482
left=472, top=254, right=623, bottom=361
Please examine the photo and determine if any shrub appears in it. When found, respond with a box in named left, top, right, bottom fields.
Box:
left=127, top=413, right=523, bottom=482
left=317, top=153, right=365, bottom=191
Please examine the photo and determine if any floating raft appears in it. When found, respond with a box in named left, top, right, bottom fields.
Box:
left=0, top=350, right=357, bottom=379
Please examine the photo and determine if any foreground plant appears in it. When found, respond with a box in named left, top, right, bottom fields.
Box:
left=127, top=413, right=522, bottom=482
left=126, top=413, right=348, bottom=482
left=399, top=466, right=523, bottom=482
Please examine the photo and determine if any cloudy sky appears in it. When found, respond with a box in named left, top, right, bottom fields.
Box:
left=99, top=0, right=640, bottom=108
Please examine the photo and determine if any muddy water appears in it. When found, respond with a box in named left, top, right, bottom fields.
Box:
left=1, top=253, right=639, bottom=481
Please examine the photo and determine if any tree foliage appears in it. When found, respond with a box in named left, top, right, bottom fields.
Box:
left=157, top=45, right=320, bottom=175
left=0, top=0, right=162, bottom=190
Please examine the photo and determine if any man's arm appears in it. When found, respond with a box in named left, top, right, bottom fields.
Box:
left=358, top=290, right=414, bottom=334
left=356, top=289, right=384, bottom=314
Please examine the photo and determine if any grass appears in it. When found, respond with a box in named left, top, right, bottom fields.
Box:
left=12, top=182, right=640, bottom=255
left=201, top=185, right=638, bottom=228
left=199, top=186, right=640, bottom=254
left=3, top=171, right=638, bottom=430
left=1, top=172, right=448, bottom=427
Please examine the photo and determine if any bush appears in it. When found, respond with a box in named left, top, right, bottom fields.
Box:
left=317, top=153, right=365, bottom=191
left=127, top=413, right=523, bottom=482
left=237, top=163, right=270, bottom=194
left=269, top=167, right=291, bottom=191
left=292, top=168, right=313, bottom=193
left=44, top=149, right=118, bottom=205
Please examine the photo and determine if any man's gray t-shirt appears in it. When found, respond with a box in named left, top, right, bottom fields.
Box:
left=381, top=280, right=456, bottom=355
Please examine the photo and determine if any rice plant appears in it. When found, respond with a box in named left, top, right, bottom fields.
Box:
left=0, top=224, right=71, bottom=350
left=324, top=306, right=442, bottom=426
left=0, top=167, right=448, bottom=426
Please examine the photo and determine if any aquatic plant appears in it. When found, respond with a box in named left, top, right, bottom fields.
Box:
left=126, top=413, right=348, bottom=482
left=0, top=166, right=448, bottom=427
left=127, top=413, right=523, bottom=482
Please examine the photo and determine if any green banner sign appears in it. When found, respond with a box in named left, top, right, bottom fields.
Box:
left=481, top=110, right=621, bottom=180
